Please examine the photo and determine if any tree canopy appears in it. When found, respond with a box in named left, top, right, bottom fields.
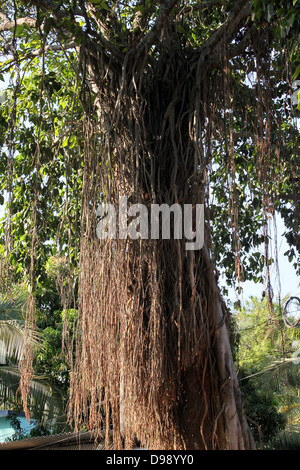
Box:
left=0, top=0, right=299, bottom=294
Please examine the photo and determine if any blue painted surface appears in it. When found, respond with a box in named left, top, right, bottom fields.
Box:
left=0, top=412, right=36, bottom=443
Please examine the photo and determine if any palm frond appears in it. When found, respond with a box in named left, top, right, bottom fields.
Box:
left=0, top=295, right=27, bottom=321
left=246, top=358, right=300, bottom=398
left=267, top=431, right=300, bottom=450
left=279, top=403, right=300, bottom=426
left=0, top=366, right=20, bottom=404
left=0, top=294, right=40, bottom=365
left=0, top=321, right=25, bottom=364
left=0, top=366, right=67, bottom=424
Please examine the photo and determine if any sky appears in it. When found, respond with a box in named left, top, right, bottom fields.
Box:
left=222, top=213, right=299, bottom=307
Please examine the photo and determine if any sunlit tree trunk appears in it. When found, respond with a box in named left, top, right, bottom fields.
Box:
left=68, top=46, right=256, bottom=449
left=4, top=0, right=297, bottom=452
left=176, top=246, right=255, bottom=450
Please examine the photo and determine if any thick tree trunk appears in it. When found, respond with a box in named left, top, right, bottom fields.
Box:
left=178, top=246, right=255, bottom=450
left=70, top=48, right=256, bottom=451
left=117, top=240, right=256, bottom=450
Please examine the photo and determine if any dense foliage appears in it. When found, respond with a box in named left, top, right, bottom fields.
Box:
left=0, top=1, right=298, bottom=296
left=235, top=297, right=300, bottom=447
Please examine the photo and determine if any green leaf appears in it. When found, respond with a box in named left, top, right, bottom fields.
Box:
left=177, top=25, right=186, bottom=34
left=61, top=137, right=69, bottom=148
left=292, top=65, right=300, bottom=80
left=89, top=0, right=110, bottom=9
left=133, top=4, right=145, bottom=13
left=266, top=4, right=274, bottom=22
left=289, top=13, right=296, bottom=27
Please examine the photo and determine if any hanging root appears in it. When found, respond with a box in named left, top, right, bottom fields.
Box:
left=60, top=39, right=263, bottom=450
left=10, top=18, right=286, bottom=450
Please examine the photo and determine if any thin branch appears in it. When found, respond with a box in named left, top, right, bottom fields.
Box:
left=179, top=1, right=223, bottom=15
left=0, top=9, right=11, bottom=22
left=207, top=24, right=256, bottom=69
left=31, top=41, right=77, bottom=55
left=0, top=42, right=77, bottom=74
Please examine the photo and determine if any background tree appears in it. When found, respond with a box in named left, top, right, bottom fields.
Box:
left=235, top=296, right=300, bottom=447
left=0, top=290, right=67, bottom=433
left=0, top=0, right=299, bottom=450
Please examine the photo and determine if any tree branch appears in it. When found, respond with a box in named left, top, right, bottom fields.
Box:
left=207, top=24, right=256, bottom=69
left=20, top=0, right=124, bottom=61
left=0, top=17, right=36, bottom=33
left=3, top=0, right=255, bottom=80
left=199, top=0, right=252, bottom=62
left=137, top=0, right=178, bottom=52
left=22, top=0, right=81, bottom=20
left=0, top=9, right=11, bottom=22
left=0, top=42, right=77, bottom=74
left=179, top=1, right=223, bottom=15
left=28, top=40, right=77, bottom=57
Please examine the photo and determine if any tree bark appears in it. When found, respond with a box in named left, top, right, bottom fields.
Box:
left=175, top=244, right=255, bottom=450
left=5, top=0, right=291, bottom=451
left=79, top=44, right=257, bottom=449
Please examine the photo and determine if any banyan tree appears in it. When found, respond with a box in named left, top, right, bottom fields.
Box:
left=0, top=0, right=299, bottom=450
